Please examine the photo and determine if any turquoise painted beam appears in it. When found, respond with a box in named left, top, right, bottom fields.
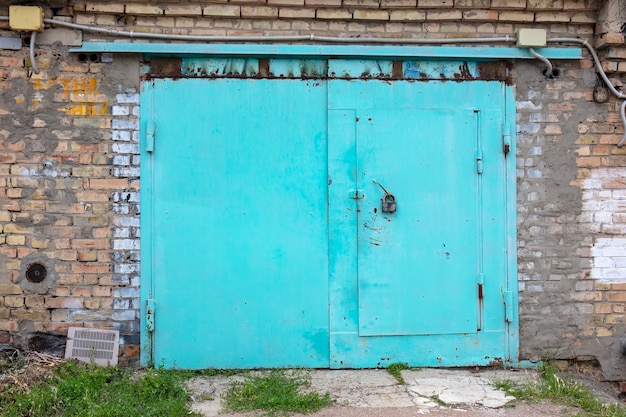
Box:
left=71, top=42, right=582, bottom=59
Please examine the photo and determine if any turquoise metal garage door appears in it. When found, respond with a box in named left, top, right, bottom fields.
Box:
left=140, top=58, right=517, bottom=369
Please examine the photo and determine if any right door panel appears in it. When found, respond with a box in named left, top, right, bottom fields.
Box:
left=328, top=79, right=511, bottom=368
left=356, top=108, right=480, bottom=337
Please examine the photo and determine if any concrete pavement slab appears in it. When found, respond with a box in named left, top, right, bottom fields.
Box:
left=187, top=368, right=539, bottom=416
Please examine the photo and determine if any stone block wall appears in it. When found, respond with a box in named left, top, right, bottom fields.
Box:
left=0, top=0, right=626, bottom=379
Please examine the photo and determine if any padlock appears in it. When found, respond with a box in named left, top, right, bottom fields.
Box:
left=381, top=194, right=396, bottom=213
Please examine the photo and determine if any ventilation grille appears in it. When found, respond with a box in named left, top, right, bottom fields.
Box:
left=65, top=327, right=119, bottom=366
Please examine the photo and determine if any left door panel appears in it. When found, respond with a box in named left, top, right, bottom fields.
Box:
left=142, top=78, right=330, bottom=368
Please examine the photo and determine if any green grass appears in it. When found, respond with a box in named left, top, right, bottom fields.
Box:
left=223, top=370, right=333, bottom=416
left=494, top=364, right=626, bottom=417
left=387, top=362, right=409, bottom=384
left=0, top=361, right=195, bottom=417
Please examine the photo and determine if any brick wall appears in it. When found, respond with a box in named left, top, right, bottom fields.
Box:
left=1, top=0, right=626, bottom=378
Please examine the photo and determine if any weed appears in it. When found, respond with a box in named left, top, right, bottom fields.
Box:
left=431, top=394, right=449, bottom=407
left=0, top=361, right=195, bottom=417
left=387, top=362, right=409, bottom=384
left=172, top=368, right=244, bottom=379
left=496, top=364, right=626, bottom=417
left=0, top=349, right=26, bottom=374
left=223, top=370, right=333, bottom=416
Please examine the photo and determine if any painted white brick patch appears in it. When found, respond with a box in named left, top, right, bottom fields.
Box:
left=111, top=88, right=141, bottom=332
left=583, top=168, right=626, bottom=283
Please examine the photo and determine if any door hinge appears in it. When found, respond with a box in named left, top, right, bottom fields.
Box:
left=476, top=149, right=483, bottom=174
left=478, top=284, right=484, bottom=300
left=146, top=299, right=155, bottom=332
left=502, top=122, right=511, bottom=154
left=504, top=291, right=513, bottom=323
left=146, top=119, right=156, bottom=153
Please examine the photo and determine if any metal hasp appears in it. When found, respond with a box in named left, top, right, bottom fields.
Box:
left=146, top=299, right=155, bottom=332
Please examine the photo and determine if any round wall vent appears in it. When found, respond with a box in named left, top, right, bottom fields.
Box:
left=26, top=263, right=47, bottom=283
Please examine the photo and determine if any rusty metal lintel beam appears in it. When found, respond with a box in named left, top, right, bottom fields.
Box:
left=71, top=42, right=582, bottom=60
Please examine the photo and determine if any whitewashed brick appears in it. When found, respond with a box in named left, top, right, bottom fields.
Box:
left=112, top=106, right=130, bottom=116
left=116, top=93, right=140, bottom=104
left=112, top=130, right=131, bottom=141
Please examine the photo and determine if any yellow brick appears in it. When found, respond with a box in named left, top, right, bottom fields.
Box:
left=381, top=0, right=416, bottom=7
left=389, top=10, right=425, bottom=21
left=353, top=9, right=389, bottom=20
left=535, top=11, right=570, bottom=22
left=155, top=16, right=176, bottom=27
left=594, top=304, right=612, bottom=314
left=305, top=0, right=342, bottom=6
left=0, top=284, right=22, bottom=295
left=125, top=4, right=164, bottom=15
left=268, top=0, right=305, bottom=5
left=527, top=0, right=563, bottom=10
left=0, top=321, right=18, bottom=331
left=84, top=2, right=124, bottom=13
left=316, top=9, right=352, bottom=19
left=241, top=6, right=278, bottom=17
left=4, top=296, right=24, bottom=308
left=595, top=327, right=613, bottom=337
left=6, top=235, right=26, bottom=245
left=0, top=211, right=10, bottom=222
left=454, top=0, right=490, bottom=6
left=426, top=10, right=462, bottom=20
left=95, top=14, right=116, bottom=25
left=5, top=260, right=20, bottom=270
left=569, top=12, right=596, bottom=24
left=463, top=10, right=499, bottom=20
left=491, top=0, right=526, bottom=8
left=174, top=17, right=195, bottom=27
left=344, top=0, right=381, bottom=7
left=164, top=5, right=203, bottom=15
left=417, top=0, right=453, bottom=7
left=4, top=224, right=31, bottom=234
left=279, top=7, right=315, bottom=18
left=562, top=0, right=596, bottom=11
left=6, top=188, right=21, bottom=199
left=25, top=296, right=45, bottom=308
left=499, top=11, right=535, bottom=22
left=11, top=309, right=50, bottom=321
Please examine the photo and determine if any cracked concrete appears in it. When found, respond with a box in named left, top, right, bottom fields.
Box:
left=186, top=368, right=540, bottom=416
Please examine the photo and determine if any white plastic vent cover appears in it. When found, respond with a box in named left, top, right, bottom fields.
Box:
left=65, top=327, right=119, bottom=366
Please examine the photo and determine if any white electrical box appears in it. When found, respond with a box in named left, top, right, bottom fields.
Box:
left=516, top=29, right=547, bottom=47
